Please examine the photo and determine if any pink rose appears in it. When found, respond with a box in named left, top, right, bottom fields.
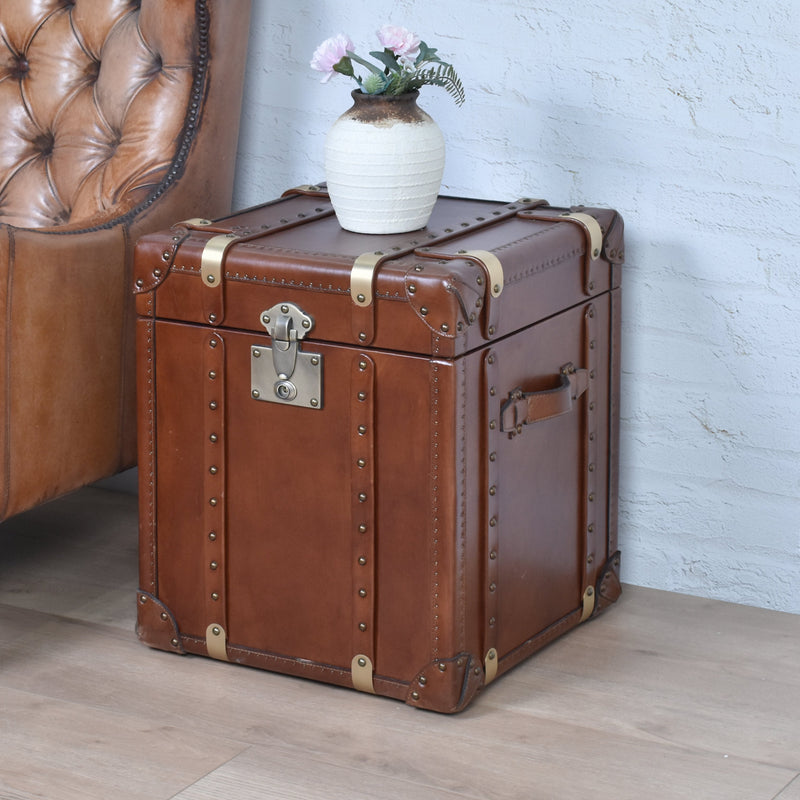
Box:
left=310, top=33, right=354, bottom=82
left=376, top=25, right=420, bottom=61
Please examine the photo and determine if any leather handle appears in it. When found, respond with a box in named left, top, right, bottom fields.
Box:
left=500, top=363, right=588, bottom=436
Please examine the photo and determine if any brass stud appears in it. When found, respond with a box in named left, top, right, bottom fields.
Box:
left=438, top=662, right=447, bottom=672
left=359, top=622, right=367, bottom=631
left=135, top=278, right=144, bottom=287
left=489, top=420, right=496, bottom=430
left=311, top=357, right=320, bottom=366
left=160, top=612, right=168, bottom=620
left=357, top=458, right=366, bottom=468
left=358, top=425, right=367, bottom=435
left=211, top=592, right=219, bottom=601
left=358, top=588, right=367, bottom=598
left=209, top=401, right=218, bottom=410
left=358, top=556, right=367, bottom=566
left=441, top=323, right=449, bottom=332
left=587, top=555, right=594, bottom=565
left=489, top=516, right=497, bottom=528
left=210, top=561, right=218, bottom=570
left=487, top=354, right=495, bottom=365
left=489, top=616, right=496, bottom=626
left=211, top=626, right=221, bottom=636
left=359, top=332, right=367, bottom=341
left=208, top=531, right=217, bottom=541
left=488, top=326, right=496, bottom=336
left=489, top=485, right=497, bottom=496
left=209, top=314, right=217, bottom=323
left=489, top=582, right=497, bottom=592
left=252, top=390, right=260, bottom=399
left=253, top=349, right=261, bottom=358
left=419, top=676, right=427, bottom=685
left=209, top=433, right=218, bottom=442
left=411, top=691, right=420, bottom=701
left=209, top=465, right=218, bottom=474
left=359, top=524, right=367, bottom=533
left=209, top=497, right=218, bottom=506
left=139, top=595, right=148, bottom=604
left=489, top=452, right=497, bottom=462
left=357, top=657, right=367, bottom=667
left=408, top=283, right=417, bottom=294
left=359, top=361, right=368, bottom=371
left=280, top=304, right=289, bottom=314
left=161, top=252, right=170, bottom=261
left=358, top=492, right=368, bottom=503
left=171, top=638, right=179, bottom=647
left=420, top=307, right=429, bottom=316
left=153, top=268, right=162, bottom=277
left=587, top=586, right=595, bottom=597
left=490, top=550, right=498, bottom=560
left=310, top=398, right=319, bottom=407
left=207, top=275, right=215, bottom=284
left=358, top=391, right=367, bottom=401
left=209, top=339, right=217, bottom=348
left=357, top=293, right=366, bottom=303
left=209, top=370, right=217, bottom=379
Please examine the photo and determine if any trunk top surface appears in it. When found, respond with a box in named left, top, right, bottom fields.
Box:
left=134, top=188, right=623, bottom=357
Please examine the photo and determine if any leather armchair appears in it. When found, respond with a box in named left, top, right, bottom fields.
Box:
left=0, top=0, right=251, bottom=520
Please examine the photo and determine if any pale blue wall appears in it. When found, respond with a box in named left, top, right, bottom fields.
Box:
left=232, top=0, right=800, bottom=613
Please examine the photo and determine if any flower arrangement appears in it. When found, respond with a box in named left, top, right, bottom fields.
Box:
left=311, top=25, right=465, bottom=106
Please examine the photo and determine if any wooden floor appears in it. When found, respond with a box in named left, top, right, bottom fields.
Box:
left=0, top=486, right=798, bottom=800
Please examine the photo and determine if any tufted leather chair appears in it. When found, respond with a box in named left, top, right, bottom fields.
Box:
left=0, top=0, right=251, bottom=521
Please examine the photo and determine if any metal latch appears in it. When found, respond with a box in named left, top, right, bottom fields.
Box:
left=251, top=302, right=323, bottom=409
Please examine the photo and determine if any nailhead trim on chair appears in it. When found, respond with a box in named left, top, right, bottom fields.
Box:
left=0, top=0, right=210, bottom=234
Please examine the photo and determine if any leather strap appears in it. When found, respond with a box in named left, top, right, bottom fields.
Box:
left=204, top=331, right=228, bottom=659
left=482, top=348, right=501, bottom=681
left=350, top=353, right=376, bottom=691
left=500, top=365, right=589, bottom=435
left=517, top=208, right=604, bottom=295
left=580, top=303, right=599, bottom=619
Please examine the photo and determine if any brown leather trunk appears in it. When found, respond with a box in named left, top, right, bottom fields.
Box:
left=134, top=187, right=624, bottom=713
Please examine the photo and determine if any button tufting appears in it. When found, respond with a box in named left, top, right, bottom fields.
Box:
left=11, top=56, right=29, bottom=80
left=32, top=130, right=55, bottom=158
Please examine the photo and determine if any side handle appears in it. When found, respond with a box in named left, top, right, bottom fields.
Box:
left=500, top=363, right=588, bottom=437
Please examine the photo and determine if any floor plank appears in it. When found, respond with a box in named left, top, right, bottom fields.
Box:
left=776, top=775, right=800, bottom=799
left=0, top=486, right=798, bottom=800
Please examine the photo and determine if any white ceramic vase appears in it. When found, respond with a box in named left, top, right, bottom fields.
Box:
left=324, top=90, right=445, bottom=234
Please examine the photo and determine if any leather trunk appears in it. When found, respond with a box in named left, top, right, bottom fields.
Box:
left=134, top=186, right=624, bottom=713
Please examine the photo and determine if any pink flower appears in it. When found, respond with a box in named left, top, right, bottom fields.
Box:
left=376, top=25, right=420, bottom=61
left=310, top=33, right=354, bottom=82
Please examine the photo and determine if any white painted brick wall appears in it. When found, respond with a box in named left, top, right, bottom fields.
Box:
left=234, top=0, right=800, bottom=613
